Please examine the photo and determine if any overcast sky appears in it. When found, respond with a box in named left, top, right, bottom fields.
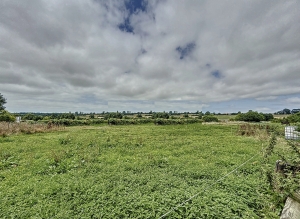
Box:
left=1, top=0, right=300, bottom=113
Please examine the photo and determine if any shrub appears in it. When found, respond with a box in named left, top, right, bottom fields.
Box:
left=202, top=115, right=219, bottom=122
left=0, top=122, right=63, bottom=136
left=154, top=119, right=200, bottom=125
left=287, top=112, right=300, bottom=123
left=263, top=113, right=274, bottom=121
left=235, top=111, right=265, bottom=122
left=0, top=110, right=15, bottom=122
left=104, top=112, right=123, bottom=119
left=152, top=112, right=169, bottom=119
left=108, top=119, right=152, bottom=125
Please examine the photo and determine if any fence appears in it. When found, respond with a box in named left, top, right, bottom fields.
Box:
left=285, top=126, right=300, bottom=140
left=281, top=126, right=300, bottom=218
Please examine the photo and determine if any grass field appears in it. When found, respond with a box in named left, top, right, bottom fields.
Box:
left=0, top=123, right=279, bottom=218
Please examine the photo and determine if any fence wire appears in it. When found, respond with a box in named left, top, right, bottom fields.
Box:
left=158, top=154, right=258, bottom=218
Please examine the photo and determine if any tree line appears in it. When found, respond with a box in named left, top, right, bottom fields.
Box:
left=1, top=93, right=300, bottom=124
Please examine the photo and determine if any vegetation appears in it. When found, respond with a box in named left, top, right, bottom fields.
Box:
left=235, top=110, right=273, bottom=122
left=0, top=110, right=15, bottom=122
left=0, top=93, right=6, bottom=111
left=202, top=115, right=219, bottom=122
left=286, top=112, right=300, bottom=123
left=0, top=122, right=63, bottom=137
left=0, top=123, right=283, bottom=218
left=236, top=123, right=300, bottom=215
left=152, top=112, right=170, bottom=119
left=104, top=112, right=123, bottom=120
left=262, top=134, right=300, bottom=211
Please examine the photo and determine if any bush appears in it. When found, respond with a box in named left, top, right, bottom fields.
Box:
left=263, top=113, right=274, bottom=121
left=152, top=112, right=169, bottom=119
left=104, top=112, right=123, bottom=120
left=154, top=119, right=200, bottom=125
left=108, top=119, right=152, bottom=125
left=45, top=119, right=106, bottom=126
left=287, top=112, right=300, bottom=123
left=202, top=115, right=219, bottom=122
left=0, top=110, right=15, bottom=122
left=235, top=111, right=265, bottom=122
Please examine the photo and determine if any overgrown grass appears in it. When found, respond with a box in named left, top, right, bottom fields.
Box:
left=0, top=123, right=280, bottom=218
left=0, top=122, right=64, bottom=137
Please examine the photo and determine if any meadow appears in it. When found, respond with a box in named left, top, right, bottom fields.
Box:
left=0, top=123, right=280, bottom=218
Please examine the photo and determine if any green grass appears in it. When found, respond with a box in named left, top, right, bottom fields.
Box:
left=0, top=123, right=278, bottom=218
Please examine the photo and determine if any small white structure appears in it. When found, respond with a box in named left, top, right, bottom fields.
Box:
left=16, top=116, right=21, bottom=123
left=285, top=126, right=300, bottom=140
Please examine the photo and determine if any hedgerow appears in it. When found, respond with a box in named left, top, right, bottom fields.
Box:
left=107, top=118, right=152, bottom=125
left=154, top=118, right=200, bottom=125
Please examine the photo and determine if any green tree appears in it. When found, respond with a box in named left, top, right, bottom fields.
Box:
left=23, top=113, right=36, bottom=120
left=205, top=111, right=211, bottom=115
left=152, top=112, right=169, bottom=119
left=202, top=115, right=219, bottom=122
left=287, top=112, right=300, bottom=123
left=0, top=110, right=15, bottom=122
left=263, top=113, right=274, bottom=121
left=235, top=110, right=265, bottom=122
left=0, top=93, right=7, bottom=110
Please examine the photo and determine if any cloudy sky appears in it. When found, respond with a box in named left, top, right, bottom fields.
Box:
left=1, top=0, right=300, bottom=113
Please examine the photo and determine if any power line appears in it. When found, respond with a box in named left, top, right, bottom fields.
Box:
left=158, top=154, right=258, bottom=218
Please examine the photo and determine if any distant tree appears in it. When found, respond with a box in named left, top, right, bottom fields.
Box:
left=262, top=113, right=274, bottom=121
left=205, top=111, right=211, bottom=115
left=50, top=113, right=59, bottom=119
left=152, top=112, right=169, bottom=119
left=0, top=110, right=15, bottom=122
left=104, top=112, right=123, bottom=120
left=202, top=115, right=219, bottom=122
left=282, top=108, right=291, bottom=114
left=0, top=93, right=7, bottom=110
left=287, top=112, right=300, bottom=123
left=90, top=113, right=95, bottom=119
left=23, top=113, right=36, bottom=120
left=235, top=110, right=265, bottom=122
left=34, top=115, right=43, bottom=121
left=60, top=112, right=75, bottom=120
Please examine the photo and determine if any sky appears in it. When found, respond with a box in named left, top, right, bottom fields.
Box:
left=1, top=0, right=300, bottom=113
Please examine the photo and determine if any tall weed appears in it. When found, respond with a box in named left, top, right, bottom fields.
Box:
left=0, top=122, right=63, bottom=137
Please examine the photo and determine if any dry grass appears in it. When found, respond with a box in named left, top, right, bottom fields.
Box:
left=0, top=122, right=64, bottom=137
left=236, top=123, right=282, bottom=142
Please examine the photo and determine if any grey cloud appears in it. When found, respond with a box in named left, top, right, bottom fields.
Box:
left=1, top=0, right=300, bottom=112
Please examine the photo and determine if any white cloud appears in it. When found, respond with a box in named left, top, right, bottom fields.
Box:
left=0, top=0, right=300, bottom=112
left=286, top=97, right=300, bottom=104
left=255, top=96, right=277, bottom=101
left=254, top=107, right=271, bottom=113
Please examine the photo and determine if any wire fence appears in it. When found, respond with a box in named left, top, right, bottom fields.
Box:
left=158, top=154, right=258, bottom=218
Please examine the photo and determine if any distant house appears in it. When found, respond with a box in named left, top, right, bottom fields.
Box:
left=291, top=109, right=300, bottom=114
